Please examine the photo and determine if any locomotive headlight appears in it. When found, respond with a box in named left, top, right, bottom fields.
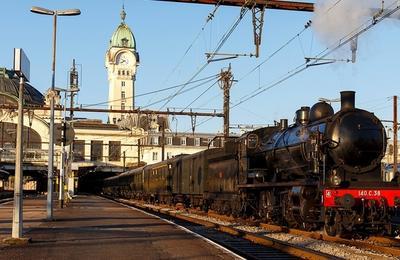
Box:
left=330, top=174, right=342, bottom=186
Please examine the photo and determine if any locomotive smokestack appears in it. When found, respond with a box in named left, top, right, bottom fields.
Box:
left=340, top=91, right=355, bottom=110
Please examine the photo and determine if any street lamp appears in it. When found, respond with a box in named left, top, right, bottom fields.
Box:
left=30, top=6, right=80, bottom=220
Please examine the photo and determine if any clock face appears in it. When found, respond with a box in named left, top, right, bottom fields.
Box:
left=117, top=53, right=130, bottom=66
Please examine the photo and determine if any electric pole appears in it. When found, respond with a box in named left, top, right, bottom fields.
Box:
left=394, top=95, right=398, bottom=173
left=68, top=59, right=79, bottom=197
left=59, top=96, right=67, bottom=209
left=219, top=66, right=233, bottom=138
left=161, top=121, right=165, bottom=161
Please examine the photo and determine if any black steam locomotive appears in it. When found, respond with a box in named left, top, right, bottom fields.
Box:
left=103, top=91, right=400, bottom=236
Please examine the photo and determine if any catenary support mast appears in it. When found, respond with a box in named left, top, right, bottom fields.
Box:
left=155, top=0, right=314, bottom=57
left=219, top=66, right=233, bottom=138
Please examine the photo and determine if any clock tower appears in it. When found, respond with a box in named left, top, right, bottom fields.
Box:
left=105, top=6, right=139, bottom=124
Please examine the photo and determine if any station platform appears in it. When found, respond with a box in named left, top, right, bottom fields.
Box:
left=0, top=195, right=238, bottom=259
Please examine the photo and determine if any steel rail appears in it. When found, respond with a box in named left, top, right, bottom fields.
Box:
left=258, top=223, right=400, bottom=257
left=191, top=209, right=400, bottom=257
left=106, top=196, right=336, bottom=260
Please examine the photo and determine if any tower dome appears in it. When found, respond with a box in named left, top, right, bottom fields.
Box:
left=105, top=6, right=139, bottom=125
left=109, top=7, right=136, bottom=49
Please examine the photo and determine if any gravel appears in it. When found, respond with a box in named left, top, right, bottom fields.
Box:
left=180, top=211, right=397, bottom=259
left=126, top=200, right=398, bottom=259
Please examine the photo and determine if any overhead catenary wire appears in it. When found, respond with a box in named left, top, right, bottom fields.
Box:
left=232, top=1, right=400, bottom=109
left=161, top=0, right=224, bottom=85
left=370, top=104, right=392, bottom=111
left=168, top=107, right=222, bottom=112
left=158, top=2, right=250, bottom=111
left=237, top=0, right=347, bottom=83
left=232, top=101, right=270, bottom=121
left=81, top=74, right=218, bottom=108
left=363, top=97, right=393, bottom=111
left=359, top=96, right=392, bottom=104
left=359, top=96, right=393, bottom=110
left=183, top=117, right=215, bottom=133
left=237, top=26, right=310, bottom=83
left=181, top=0, right=374, bottom=133
left=197, top=92, right=222, bottom=109
left=206, top=6, right=250, bottom=63
left=141, top=76, right=219, bottom=109
left=325, top=0, right=345, bottom=14
left=180, top=79, right=220, bottom=112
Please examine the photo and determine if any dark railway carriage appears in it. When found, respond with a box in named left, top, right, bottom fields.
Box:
left=202, top=142, right=240, bottom=214
left=144, top=163, right=169, bottom=202
left=170, top=155, right=183, bottom=195
left=103, top=167, right=144, bottom=199
left=173, top=147, right=239, bottom=208
left=179, top=151, right=207, bottom=206
left=142, top=155, right=185, bottom=203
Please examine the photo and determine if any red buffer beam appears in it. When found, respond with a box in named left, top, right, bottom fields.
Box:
left=155, top=0, right=314, bottom=12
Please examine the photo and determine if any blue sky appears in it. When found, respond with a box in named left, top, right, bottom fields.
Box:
left=0, top=0, right=399, bottom=134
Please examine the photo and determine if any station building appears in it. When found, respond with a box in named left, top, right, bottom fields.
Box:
left=0, top=8, right=222, bottom=193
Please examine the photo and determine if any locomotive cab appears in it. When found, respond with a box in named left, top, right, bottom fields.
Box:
left=237, top=126, right=279, bottom=185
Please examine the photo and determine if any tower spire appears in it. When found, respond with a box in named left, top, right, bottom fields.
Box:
left=120, top=4, right=126, bottom=23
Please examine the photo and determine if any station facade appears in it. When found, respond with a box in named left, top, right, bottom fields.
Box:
left=0, top=7, right=221, bottom=193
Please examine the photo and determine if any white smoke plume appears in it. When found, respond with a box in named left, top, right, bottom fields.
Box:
left=312, top=0, right=398, bottom=47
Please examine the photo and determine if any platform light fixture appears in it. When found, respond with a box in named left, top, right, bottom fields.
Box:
left=30, top=6, right=81, bottom=221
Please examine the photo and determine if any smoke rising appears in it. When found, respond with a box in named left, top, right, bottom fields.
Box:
left=312, top=0, right=398, bottom=47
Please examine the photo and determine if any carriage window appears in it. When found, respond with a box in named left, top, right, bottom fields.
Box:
left=247, top=134, right=259, bottom=149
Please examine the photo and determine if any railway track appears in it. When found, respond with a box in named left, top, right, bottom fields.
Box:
left=105, top=196, right=346, bottom=259
left=191, top=209, right=400, bottom=258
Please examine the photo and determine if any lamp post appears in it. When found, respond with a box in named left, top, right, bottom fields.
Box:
left=11, top=48, right=30, bottom=240
left=30, top=6, right=80, bottom=220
